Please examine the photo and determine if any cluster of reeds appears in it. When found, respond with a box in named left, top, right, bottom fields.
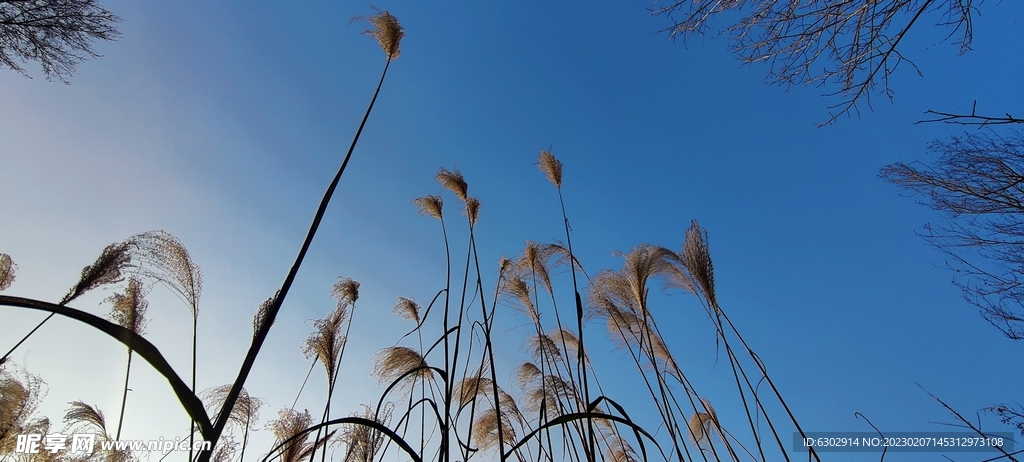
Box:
left=0, top=9, right=816, bottom=462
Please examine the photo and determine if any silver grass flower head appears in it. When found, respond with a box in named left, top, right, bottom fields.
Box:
left=372, top=346, right=431, bottom=387
left=393, top=297, right=421, bottom=323
left=62, top=240, right=134, bottom=305
left=465, top=196, right=481, bottom=226
left=131, top=230, right=202, bottom=317
left=253, top=292, right=279, bottom=337
left=331, top=277, right=360, bottom=307
left=359, top=10, right=404, bottom=59
left=0, top=254, right=14, bottom=291
left=64, top=401, right=108, bottom=436
left=538, top=149, right=563, bottom=188
left=682, top=220, right=717, bottom=308
left=413, top=195, right=443, bottom=219
left=437, top=168, right=468, bottom=201
left=106, top=277, right=149, bottom=336
left=201, top=385, right=264, bottom=429
left=472, top=408, right=515, bottom=452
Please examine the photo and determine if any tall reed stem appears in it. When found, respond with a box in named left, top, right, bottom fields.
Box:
left=202, top=56, right=393, bottom=462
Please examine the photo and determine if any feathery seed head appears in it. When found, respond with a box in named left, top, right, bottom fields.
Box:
left=357, top=10, right=404, bottom=59
left=436, top=168, right=468, bottom=201
left=472, top=408, right=516, bottom=452
left=538, top=150, right=563, bottom=188
left=131, top=230, right=203, bottom=317
left=465, top=196, right=481, bottom=226
left=303, top=306, right=348, bottom=382
left=63, top=401, right=107, bottom=436
left=106, top=277, right=149, bottom=336
left=201, top=385, right=265, bottom=430
left=331, top=277, right=360, bottom=308
left=392, top=297, right=421, bottom=323
left=682, top=220, right=717, bottom=308
left=62, top=240, right=134, bottom=305
left=0, top=254, right=15, bottom=291
left=253, top=292, right=279, bottom=337
left=371, top=346, right=431, bottom=388
left=413, top=195, right=443, bottom=220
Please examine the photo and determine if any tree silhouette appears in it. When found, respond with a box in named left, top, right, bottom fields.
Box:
left=1, top=0, right=120, bottom=83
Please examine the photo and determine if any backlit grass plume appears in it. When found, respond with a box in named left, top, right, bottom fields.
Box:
left=359, top=10, right=404, bottom=60
left=414, top=195, right=443, bottom=220
left=64, top=401, right=133, bottom=462
left=372, top=346, right=432, bottom=389
left=0, top=254, right=14, bottom=291
left=538, top=150, right=563, bottom=188
left=393, top=297, right=421, bottom=324
left=202, top=385, right=265, bottom=462
left=106, top=277, right=149, bottom=441
left=63, top=240, right=136, bottom=305
left=0, top=367, right=48, bottom=455
left=268, top=409, right=333, bottom=462
left=130, top=230, right=204, bottom=457
left=437, top=168, right=468, bottom=202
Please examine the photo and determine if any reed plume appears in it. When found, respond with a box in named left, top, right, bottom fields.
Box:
left=372, top=346, right=431, bottom=388
left=202, top=385, right=265, bottom=462
left=129, top=230, right=203, bottom=457
left=0, top=367, right=48, bottom=454
left=414, top=195, right=444, bottom=220
left=3, top=238, right=136, bottom=368
left=340, top=403, right=393, bottom=462
left=393, top=297, right=421, bottom=324
left=471, top=408, right=516, bottom=452
left=303, top=306, right=348, bottom=386
left=681, top=220, right=717, bottom=308
left=465, top=197, right=481, bottom=227
left=62, top=240, right=135, bottom=305
left=0, top=254, right=14, bottom=291
left=538, top=150, right=563, bottom=188
left=64, top=401, right=133, bottom=462
left=436, top=168, right=468, bottom=202
left=331, top=277, right=360, bottom=308
left=106, top=277, right=149, bottom=441
left=358, top=10, right=404, bottom=59
left=605, top=438, right=639, bottom=462
left=268, top=409, right=332, bottom=462
left=503, top=276, right=538, bottom=322
left=253, top=293, right=279, bottom=337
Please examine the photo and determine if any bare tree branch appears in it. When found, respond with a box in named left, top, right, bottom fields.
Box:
left=921, top=101, right=1024, bottom=127
left=881, top=130, right=1024, bottom=339
left=650, top=0, right=980, bottom=125
left=0, top=0, right=120, bottom=83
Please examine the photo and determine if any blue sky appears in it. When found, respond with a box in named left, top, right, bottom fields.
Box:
left=2, top=1, right=1023, bottom=460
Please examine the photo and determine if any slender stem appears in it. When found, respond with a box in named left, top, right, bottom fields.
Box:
left=556, top=186, right=595, bottom=462
left=202, top=56, right=393, bottom=462
left=190, top=316, right=197, bottom=462
left=0, top=312, right=55, bottom=366
left=116, top=349, right=134, bottom=441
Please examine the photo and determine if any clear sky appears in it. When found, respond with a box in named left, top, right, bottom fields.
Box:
left=2, top=1, right=1023, bottom=461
